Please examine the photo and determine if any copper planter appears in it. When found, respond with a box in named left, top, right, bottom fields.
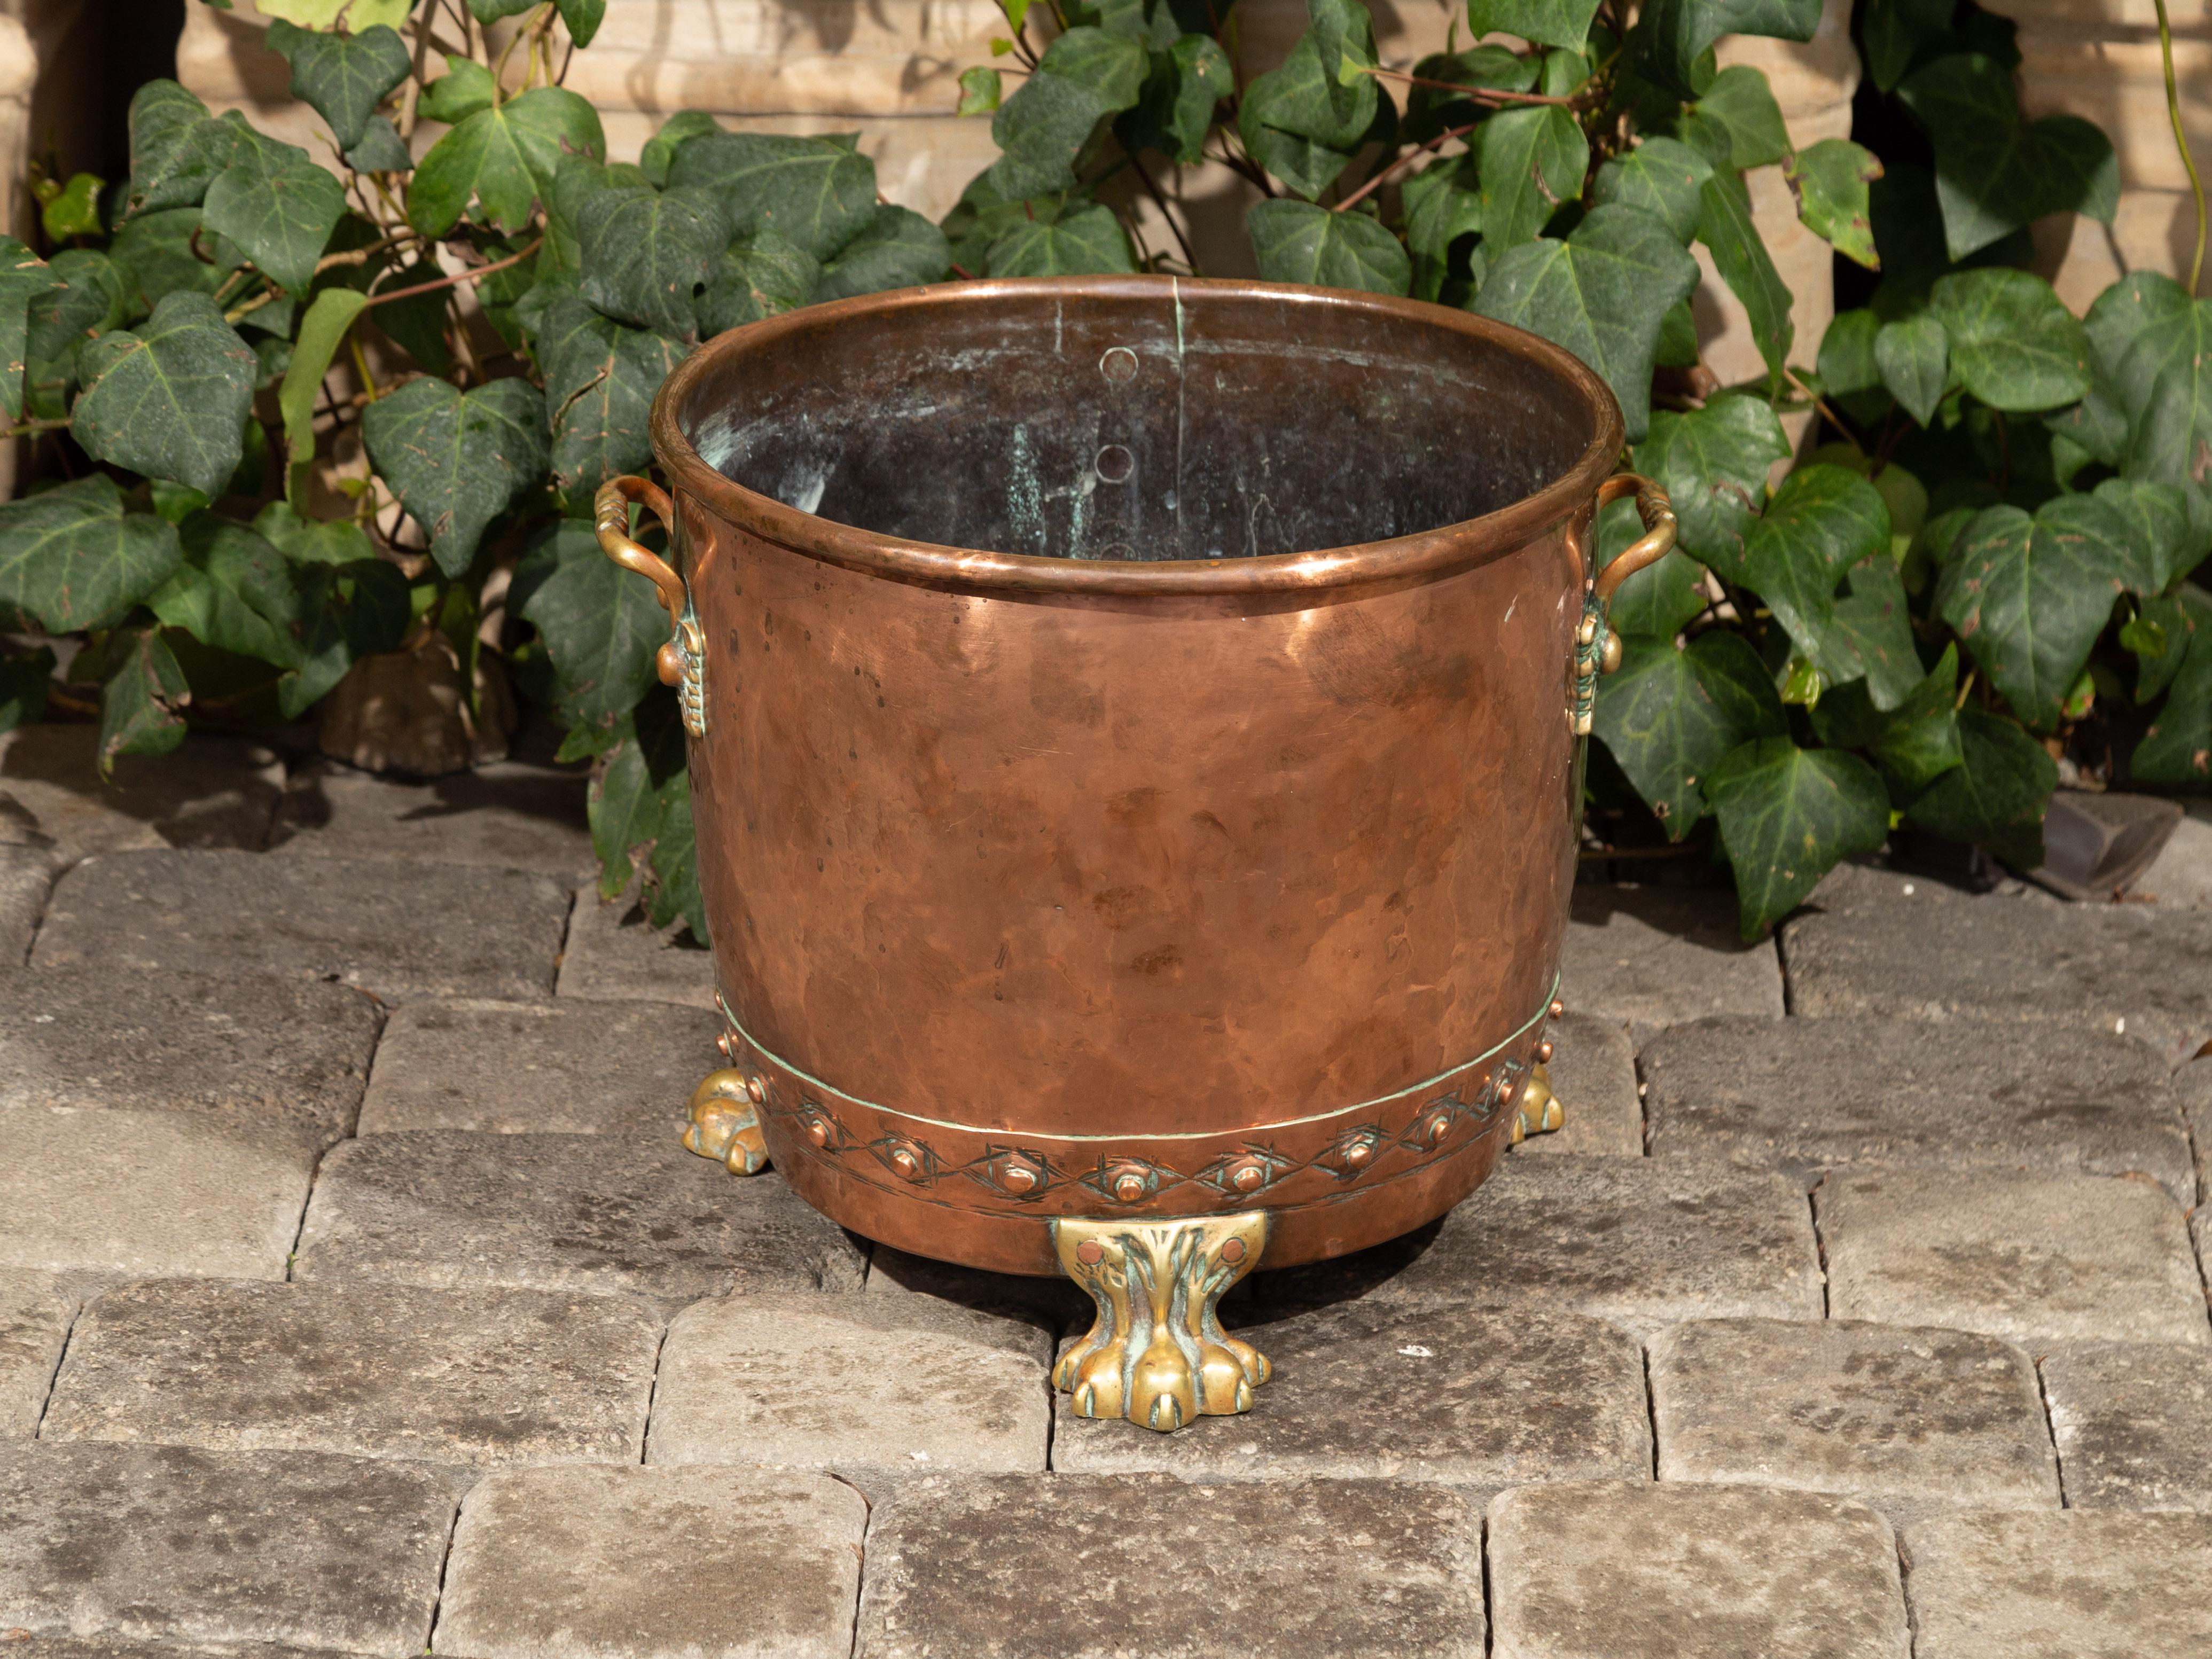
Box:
left=599, top=275, right=1672, bottom=1429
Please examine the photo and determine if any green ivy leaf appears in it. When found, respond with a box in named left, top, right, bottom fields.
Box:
left=544, top=304, right=685, bottom=508
left=989, top=27, right=1149, bottom=201
left=816, top=205, right=953, bottom=301
left=986, top=203, right=1138, bottom=276
left=1246, top=200, right=1411, bottom=295
left=644, top=773, right=706, bottom=940
left=1936, top=496, right=2135, bottom=729
left=1873, top=314, right=1947, bottom=426
left=280, top=554, right=410, bottom=719
left=589, top=699, right=686, bottom=898
left=577, top=184, right=729, bottom=338
left=1897, top=53, right=2118, bottom=261
left=124, top=81, right=238, bottom=218
left=1927, top=267, right=2091, bottom=412
left=1810, top=643, right=1965, bottom=799
left=1591, top=137, right=1713, bottom=244
left=200, top=127, right=347, bottom=293
left=1463, top=107, right=1584, bottom=254
left=1706, top=736, right=1889, bottom=938
left=417, top=56, right=496, bottom=126
left=1822, top=550, right=1921, bottom=709
left=1593, top=629, right=1786, bottom=835
left=959, top=66, right=1004, bottom=118
left=106, top=209, right=223, bottom=323
left=73, top=291, right=259, bottom=499
left=639, top=111, right=722, bottom=188
left=667, top=131, right=879, bottom=262
left=361, top=375, right=550, bottom=576
left=263, top=19, right=411, bottom=152
left=697, top=230, right=820, bottom=336
left=520, top=517, right=668, bottom=726
left=1402, top=153, right=1484, bottom=300
left=1739, top=463, right=1891, bottom=655
left=1697, top=167, right=1792, bottom=384
left=1690, top=65, right=1793, bottom=168
left=278, top=287, right=370, bottom=507
left=1471, top=204, right=1700, bottom=443
left=2089, top=476, right=2199, bottom=596
left=0, top=239, right=61, bottom=421
left=1631, top=0, right=1820, bottom=101
left=25, top=249, right=129, bottom=410
left=1788, top=138, right=1881, bottom=268
left=253, top=499, right=374, bottom=567
left=0, top=474, right=182, bottom=632
left=41, top=174, right=105, bottom=245
left=2131, top=584, right=2212, bottom=785
left=343, top=119, right=413, bottom=174
left=1237, top=15, right=1375, bottom=199
left=97, top=627, right=191, bottom=775
left=0, top=646, right=52, bottom=735
left=147, top=514, right=301, bottom=670
left=1859, top=0, right=1955, bottom=92
left=2104, top=281, right=2212, bottom=527
left=1465, top=0, right=1605, bottom=51
left=409, top=87, right=606, bottom=238
left=1631, top=392, right=1792, bottom=576
left=556, top=0, right=607, bottom=47
left=1902, top=707, right=2057, bottom=868
left=1403, top=45, right=1537, bottom=144
left=1598, top=497, right=1709, bottom=638
left=1122, top=34, right=1234, bottom=166
left=471, top=0, right=542, bottom=21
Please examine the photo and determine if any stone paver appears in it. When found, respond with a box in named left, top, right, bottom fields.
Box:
left=557, top=891, right=717, bottom=1008
left=0, top=1642, right=337, bottom=1657
left=1643, top=1015, right=2195, bottom=1201
left=857, top=1474, right=1484, bottom=1659
left=437, top=1465, right=867, bottom=1659
left=0, top=1276, right=73, bottom=1437
left=648, top=1294, right=1048, bottom=1480
left=1901, top=1508, right=2212, bottom=1659
left=295, top=1133, right=866, bottom=1301
left=1262, top=1156, right=1822, bottom=1337
left=1819, top=1167, right=2209, bottom=1345
left=0, top=965, right=381, bottom=1152
left=0, top=725, right=282, bottom=863
left=0, top=1441, right=453, bottom=1652
left=2042, top=1341, right=2212, bottom=1511
left=1514, top=1012, right=1641, bottom=1156
left=1650, top=1319, right=2059, bottom=1520
left=0, top=843, right=53, bottom=961
left=1488, top=1480, right=1910, bottom=1659
left=2181, top=1055, right=2210, bottom=1202
left=864, top=1245, right=1090, bottom=1335
left=2135, top=799, right=2212, bottom=909
left=1054, top=1302, right=1648, bottom=1488
left=32, top=850, right=570, bottom=1004
left=1563, top=883, right=1785, bottom=1038
left=269, top=759, right=593, bottom=877
left=0, top=1110, right=312, bottom=1281
left=356, top=997, right=719, bottom=1134
left=42, top=1278, right=660, bottom=1467
left=1783, top=868, right=2212, bottom=1065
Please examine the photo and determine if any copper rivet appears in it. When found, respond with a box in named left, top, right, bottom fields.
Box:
left=1425, top=1113, right=1450, bottom=1145
left=1229, top=1161, right=1265, bottom=1193
left=715, top=1032, right=732, bottom=1057
left=1076, top=1239, right=1105, bottom=1265
left=1113, top=1172, right=1146, bottom=1203
left=890, top=1147, right=922, bottom=1180
left=1220, top=1238, right=1246, bottom=1264
left=1099, top=346, right=1138, bottom=384
left=745, top=1076, right=766, bottom=1103
left=805, top=1118, right=829, bottom=1148
left=1343, top=1140, right=1374, bottom=1168
left=1002, top=1163, right=1038, bottom=1195
left=1549, top=999, right=1565, bottom=1020
left=1537, top=1039, right=1555, bottom=1061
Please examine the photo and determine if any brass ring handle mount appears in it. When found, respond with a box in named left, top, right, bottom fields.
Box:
left=596, top=475, right=708, bottom=736
left=1569, top=471, right=1678, bottom=734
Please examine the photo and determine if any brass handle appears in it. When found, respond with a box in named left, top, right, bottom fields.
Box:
left=596, top=474, right=707, bottom=735
left=1591, top=472, right=1678, bottom=609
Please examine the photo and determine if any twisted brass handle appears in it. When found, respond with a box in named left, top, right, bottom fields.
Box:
left=596, top=475, right=707, bottom=735
left=1569, top=471, right=1677, bottom=734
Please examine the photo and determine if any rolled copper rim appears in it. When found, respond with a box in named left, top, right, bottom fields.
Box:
left=648, top=275, right=1628, bottom=597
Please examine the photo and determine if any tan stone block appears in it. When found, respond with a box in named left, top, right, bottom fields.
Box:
left=0, top=1273, right=72, bottom=1437
left=557, top=890, right=719, bottom=1009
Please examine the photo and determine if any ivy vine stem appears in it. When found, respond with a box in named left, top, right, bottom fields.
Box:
left=2152, top=0, right=2205, bottom=293
left=1353, top=66, right=1576, bottom=108
left=363, top=237, right=543, bottom=309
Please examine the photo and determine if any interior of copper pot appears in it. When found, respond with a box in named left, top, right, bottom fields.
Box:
left=677, top=281, right=1600, bottom=562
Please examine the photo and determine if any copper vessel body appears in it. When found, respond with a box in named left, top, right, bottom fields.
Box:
left=645, top=276, right=1627, bottom=1277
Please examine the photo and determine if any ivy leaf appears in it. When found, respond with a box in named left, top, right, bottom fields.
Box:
left=1144, top=34, right=1235, bottom=166
left=1897, top=53, right=2117, bottom=261
left=0, top=647, right=52, bottom=734
left=343, top=116, right=413, bottom=175
left=1631, top=0, right=1820, bottom=100
left=697, top=230, right=819, bottom=336
left=124, top=81, right=238, bottom=218
left=1927, top=268, right=2091, bottom=412
left=2131, top=585, right=2212, bottom=786
left=200, top=128, right=347, bottom=293
left=1902, top=707, right=2058, bottom=868
left=409, top=87, right=606, bottom=238
left=147, top=514, right=302, bottom=670
left=97, top=628, right=191, bottom=776
left=1860, top=0, right=1956, bottom=91
left=1691, top=65, right=1793, bottom=169
left=0, top=474, right=182, bottom=632
left=988, top=27, right=1149, bottom=201
left=986, top=203, right=1138, bottom=276
left=1471, top=106, right=1588, bottom=252
left=1935, top=496, right=2135, bottom=729
left=278, top=287, right=370, bottom=506
left=1591, top=137, right=1713, bottom=244
left=362, top=375, right=550, bottom=576
left=589, top=698, right=686, bottom=898
left=1810, top=643, right=1965, bottom=799
left=640, top=111, right=723, bottom=188
left=520, top=518, right=668, bottom=726
left=545, top=306, right=686, bottom=508
left=1631, top=392, right=1792, bottom=576
left=1471, top=204, right=1700, bottom=443
left=108, top=209, right=225, bottom=322
left=417, top=57, right=496, bottom=126
left=73, top=291, right=258, bottom=499
left=263, top=20, right=411, bottom=152
left=0, top=239, right=61, bottom=420
left=1788, top=138, right=1880, bottom=268
left=644, top=773, right=706, bottom=940
left=1246, top=200, right=1411, bottom=295
left=816, top=205, right=953, bottom=301
left=1465, top=0, right=1605, bottom=51
left=41, top=174, right=104, bottom=245
left=1599, top=497, right=1708, bottom=638
left=1237, top=20, right=1374, bottom=199
left=1823, top=551, right=1921, bottom=709
left=667, top=131, right=879, bottom=261
left=253, top=499, right=375, bottom=567
left=1593, top=630, right=1786, bottom=835
left=556, top=0, right=607, bottom=47
left=1739, top=463, right=1891, bottom=655
left=1403, top=45, right=1537, bottom=144
left=1402, top=154, right=1485, bottom=300
left=577, top=184, right=728, bottom=337
left=2106, top=283, right=2212, bottom=526
left=2089, top=476, right=2198, bottom=596
left=1873, top=314, right=1947, bottom=426
left=958, top=67, right=1003, bottom=118
left=471, top=0, right=543, bottom=20
left=1697, top=167, right=1792, bottom=384
left=1706, top=737, right=1889, bottom=938
left=280, top=556, right=410, bottom=719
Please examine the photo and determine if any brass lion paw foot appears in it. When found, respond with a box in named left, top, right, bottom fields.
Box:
left=1051, top=1211, right=1269, bottom=1433
left=683, top=1069, right=769, bottom=1175
left=1510, top=1060, right=1566, bottom=1144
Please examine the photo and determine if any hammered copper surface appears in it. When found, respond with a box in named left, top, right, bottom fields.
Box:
left=645, top=277, right=1624, bottom=1276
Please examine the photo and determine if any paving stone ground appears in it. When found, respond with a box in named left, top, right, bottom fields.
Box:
left=0, top=750, right=2206, bottom=1655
